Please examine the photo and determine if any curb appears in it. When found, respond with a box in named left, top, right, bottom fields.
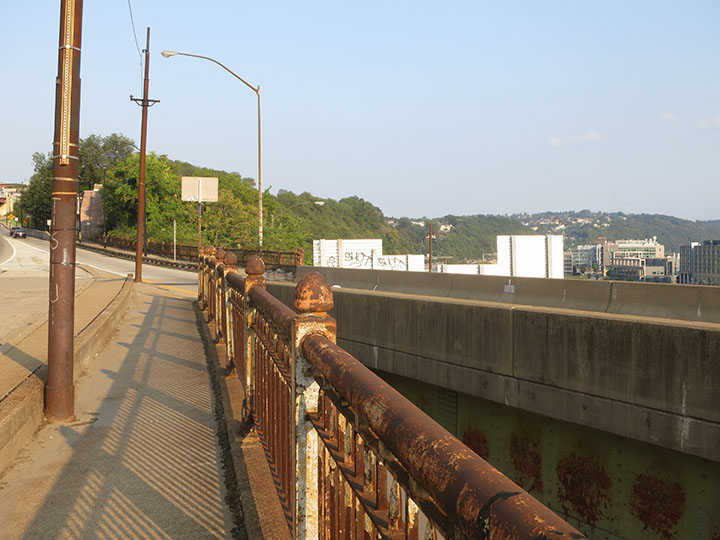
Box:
left=0, top=274, right=134, bottom=476
left=73, top=273, right=134, bottom=377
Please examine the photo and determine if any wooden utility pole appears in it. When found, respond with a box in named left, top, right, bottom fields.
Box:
left=130, top=27, right=159, bottom=283
left=46, top=0, right=83, bottom=420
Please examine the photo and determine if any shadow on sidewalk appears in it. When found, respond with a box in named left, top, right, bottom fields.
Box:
left=17, top=292, right=238, bottom=540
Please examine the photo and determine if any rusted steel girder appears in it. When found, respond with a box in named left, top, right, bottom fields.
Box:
left=301, top=334, right=587, bottom=540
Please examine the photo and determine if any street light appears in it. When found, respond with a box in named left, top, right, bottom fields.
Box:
left=161, top=50, right=264, bottom=248
left=271, top=200, right=325, bottom=227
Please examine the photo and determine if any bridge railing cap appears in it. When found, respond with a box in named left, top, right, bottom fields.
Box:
left=294, top=271, right=334, bottom=314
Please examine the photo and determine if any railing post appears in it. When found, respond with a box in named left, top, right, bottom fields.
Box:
left=214, top=248, right=226, bottom=338
left=242, top=255, right=266, bottom=422
left=222, top=250, right=238, bottom=363
left=291, top=272, right=336, bottom=540
left=198, top=248, right=207, bottom=307
left=206, top=247, right=217, bottom=320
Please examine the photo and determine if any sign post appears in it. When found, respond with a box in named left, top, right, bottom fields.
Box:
left=181, top=176, right=218, bottom=255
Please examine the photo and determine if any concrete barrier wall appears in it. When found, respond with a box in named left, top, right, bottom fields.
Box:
left=607, top=280, right=720, bottom=323
left=296, top=266, right=720, bottom=324
left=25, top=228, right=51, bottom=241
left=511, top=307, right=719, bottom=424
left=269, top=277, right=720, bottom=463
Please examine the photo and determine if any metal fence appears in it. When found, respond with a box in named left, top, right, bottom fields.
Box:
left=104, top=236, right=303, bottom=268
left=199, top=251, right=587, bottom=540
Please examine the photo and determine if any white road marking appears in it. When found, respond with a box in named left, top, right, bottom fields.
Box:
left=78, top=263, right=128, bottom=277
left=0, top=236, right=17, bottom=266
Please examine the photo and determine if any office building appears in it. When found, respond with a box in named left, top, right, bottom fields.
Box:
left=679, top=240, right=720, bottom=285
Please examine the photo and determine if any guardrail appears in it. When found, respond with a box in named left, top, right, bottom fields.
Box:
left=104, top=236, right=304, bottom=269
left=199, top=250, right=587, bottom=540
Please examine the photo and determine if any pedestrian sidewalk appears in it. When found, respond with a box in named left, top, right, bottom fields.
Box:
left=0, top=280, right=289, bottom=540
left=0, top=266, right=133, bottom=473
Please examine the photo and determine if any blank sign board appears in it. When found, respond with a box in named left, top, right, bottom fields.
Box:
left=181, top=176, right=219, bottom=202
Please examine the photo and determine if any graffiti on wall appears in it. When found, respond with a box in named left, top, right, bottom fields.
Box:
left=343, top=251, right=374, bottom=268
left=375, top=256, right=408, bottom=271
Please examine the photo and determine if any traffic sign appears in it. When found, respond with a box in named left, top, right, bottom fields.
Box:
left=181, top=177, right=218, bottom=202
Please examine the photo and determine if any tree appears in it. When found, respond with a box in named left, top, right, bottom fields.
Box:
left=78, top=133, right=136, bottom=191
left=203, top=190, right=257, bottom=248
left=16, top=152, right=53, bottom=229
left=17, top=134, right=137, bottom=230
left=103, top=152, right=192, bottom=242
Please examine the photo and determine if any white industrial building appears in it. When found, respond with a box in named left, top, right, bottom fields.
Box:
left=441, top=234, right=565, bottom=278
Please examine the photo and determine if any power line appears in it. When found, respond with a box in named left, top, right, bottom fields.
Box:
left=127, top=0, right=143, bottom=90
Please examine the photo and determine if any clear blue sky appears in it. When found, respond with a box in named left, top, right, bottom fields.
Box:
left=2, top=1, right=719, bottom=220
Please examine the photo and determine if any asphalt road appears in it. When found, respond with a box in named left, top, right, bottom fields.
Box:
left=0, top=230, right=197, bottom=344
left=2, top=233, right=198, bottom=294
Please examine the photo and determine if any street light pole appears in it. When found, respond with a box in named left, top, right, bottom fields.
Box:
left=161, top=50, right=263, bottom=248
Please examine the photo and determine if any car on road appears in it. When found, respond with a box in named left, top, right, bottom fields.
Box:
left=8, top=227, right=18, bottom=236
left=12, top=229, right=27, bottom=238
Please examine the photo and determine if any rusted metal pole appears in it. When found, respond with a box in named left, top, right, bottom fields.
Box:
left=428, top=222, right=433, bottom=272
left=47, top=0, right=83, bottom=421
left=131, top=28, right=159, bottom=283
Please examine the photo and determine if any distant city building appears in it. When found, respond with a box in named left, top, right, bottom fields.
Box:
left=679, top=240, right=720, bottom=285
left=601, top=237, right=665, bottom=274
left=313, top=238, right=425, bottom=272
left=0, top=185, right=22, bottom=218
left=607, top=256, right=646, bottom=281
left=563, top=251, right=573, bottom=277
left=571, top=244, right=603, bottom=273
left=606, top=255, right=673, bottom=282
left=441, top=235, right=564, bottom=278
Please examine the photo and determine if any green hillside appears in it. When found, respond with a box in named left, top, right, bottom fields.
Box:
left=16, top=134, right=718, bottom=262
left=521, top=211, right=720, bottom=252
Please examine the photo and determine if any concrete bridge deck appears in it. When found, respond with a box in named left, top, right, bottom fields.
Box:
left=0, top=275, right=288, bottom=539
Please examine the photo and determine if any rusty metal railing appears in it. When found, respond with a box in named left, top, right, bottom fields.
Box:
left=199, top=251, right=588, bottom=540
left=105, top=236, right=304, bottom=268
